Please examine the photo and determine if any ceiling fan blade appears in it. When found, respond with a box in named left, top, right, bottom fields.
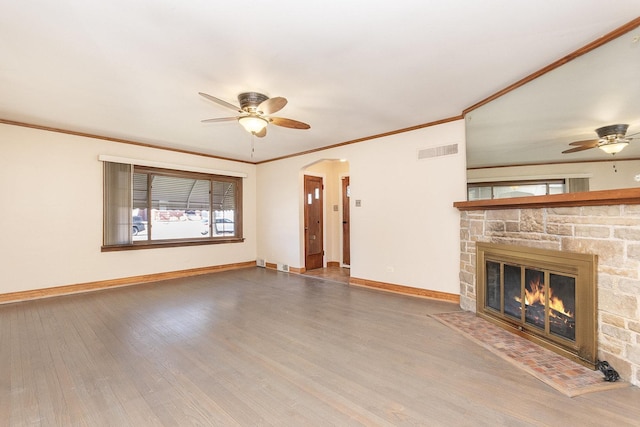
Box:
left=562, top=144, right=598, bottom=154
left=198, top=92, right=242, bottom=112
left=258, top=97, right=287, bottom=115
left=201, top=116, right=238, bottom=123
left=568, top=139, right=598, bottom=146
left=269, top=117, right=311, bottom=130
left=253, top=128, right=267, bottom=138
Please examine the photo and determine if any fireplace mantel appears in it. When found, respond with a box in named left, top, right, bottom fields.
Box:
left=454, top=187, right=640, bottom=211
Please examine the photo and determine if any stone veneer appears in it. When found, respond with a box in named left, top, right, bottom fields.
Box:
left=458, top=203, right=640, bottom=387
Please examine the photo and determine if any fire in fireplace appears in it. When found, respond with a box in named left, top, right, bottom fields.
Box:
left=477, top=243, right=597, bottom=368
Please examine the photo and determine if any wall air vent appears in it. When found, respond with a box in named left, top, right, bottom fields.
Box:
left=277, top=263, right=290, bottom=272
left=256, top=258, right=266, bottom=268
left=417, top=143, right=458, bottom=160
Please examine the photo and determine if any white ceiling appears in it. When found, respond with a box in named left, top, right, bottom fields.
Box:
left=1, top=1, right=640, bottom=163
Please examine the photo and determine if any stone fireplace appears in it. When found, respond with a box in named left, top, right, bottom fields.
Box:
left=454, top=188, right=640, bottom=386
left=476, top=242, right=597, bottom=368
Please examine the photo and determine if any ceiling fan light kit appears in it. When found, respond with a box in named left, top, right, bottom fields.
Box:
left=238, top=115, right=268, bottom=133
left=596, top=124, right=630, bottom=154
left=599, top=140, right=629, bottom=154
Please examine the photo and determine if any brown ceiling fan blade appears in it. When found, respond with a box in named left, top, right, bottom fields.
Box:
left=269, top=117, right=310, bottom=129
left=201, top=116, right=238, bottom=123
left=253, top=128, right=267, bottom=138
left=568, top=139, right=598, bottom=146
left=198, top=92, right=242, bottom=112
left=258, top=97, right=287, bottom=115
left=562, top=144, right=597, bottom=154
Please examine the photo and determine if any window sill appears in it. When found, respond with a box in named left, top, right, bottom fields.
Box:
left=102, top=237, right=245, bottom=252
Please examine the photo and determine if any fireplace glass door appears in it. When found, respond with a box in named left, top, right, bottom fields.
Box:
left=484, top=261, right=577, bottom=343
left=548, top=273, right=576, bottom=341
left=524, top=268, right=545, bottom=330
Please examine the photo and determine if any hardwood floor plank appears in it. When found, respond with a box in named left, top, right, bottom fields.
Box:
left=0, top=305, right=14, bottom=423
left=2, top=267, right=640, bottom=426
left=10, top=307, right=43, bottom=426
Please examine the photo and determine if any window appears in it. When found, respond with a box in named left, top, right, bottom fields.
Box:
left=103, top=162, right=242, bottom=250
left=467, top=178, right=584, bottom=201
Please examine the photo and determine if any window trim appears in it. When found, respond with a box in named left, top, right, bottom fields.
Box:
left=467, top=178, right=566, bottom=201
left=97, top=154, right=248, bottom=178
left=102, top=163, right=244, bottom=251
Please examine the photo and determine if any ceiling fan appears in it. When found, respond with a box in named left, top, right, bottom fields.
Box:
left=562, top=124, right=638, bottom=155
left=199, top=91, right=310, bottom=137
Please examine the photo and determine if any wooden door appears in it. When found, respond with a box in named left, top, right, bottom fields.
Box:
left=342, top=176, right=351, bottom=266
left=304, top=175, right=323, bottom=270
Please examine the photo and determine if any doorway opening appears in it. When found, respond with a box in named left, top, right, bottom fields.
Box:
left=302, top=159, right=350, bottom=275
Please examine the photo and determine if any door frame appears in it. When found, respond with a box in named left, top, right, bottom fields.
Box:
left=340, top=173, right=350, bottom=267
left=302, top=171, right=326, bottom=270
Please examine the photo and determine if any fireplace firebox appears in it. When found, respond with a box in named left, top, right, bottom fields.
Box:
left=476, top=243, right=597, bottom=368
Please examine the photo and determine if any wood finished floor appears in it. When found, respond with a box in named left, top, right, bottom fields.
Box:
left=3, top=267, right=640, bottom=426
left=301, top=266, right=350, bottom=284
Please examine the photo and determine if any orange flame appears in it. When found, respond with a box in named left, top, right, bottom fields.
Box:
left=524, top=275, right=545, bottom=306
left=521, top=275, right=573, bottom=318
left=549, top=291, right=573, bottom=318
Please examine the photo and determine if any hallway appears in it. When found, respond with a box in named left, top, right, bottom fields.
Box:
left=301, top=266, right=350, bottom=284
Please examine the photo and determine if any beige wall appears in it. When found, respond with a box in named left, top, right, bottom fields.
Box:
left=0, top=123, right=257, bottom=294
left=257, top=120, right=467, bottom=295
left=1, top=119, right=465, bottom=297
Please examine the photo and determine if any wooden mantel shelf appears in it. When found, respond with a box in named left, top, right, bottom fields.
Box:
left=454, top=187, right=640, bottom=211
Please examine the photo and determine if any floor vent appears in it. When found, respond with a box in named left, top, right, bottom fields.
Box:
left=256, top=258, right=266, bottom=268
left=417, top=143, right=458, bottom=160
left=277, top=263, right=290, bottom=272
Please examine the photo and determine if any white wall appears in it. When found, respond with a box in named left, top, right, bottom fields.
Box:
left=0, top=123, right=257, bottom=294
left=468, top=159, right=640, bottom=191
left=257, top=120, right=466, bottom=295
